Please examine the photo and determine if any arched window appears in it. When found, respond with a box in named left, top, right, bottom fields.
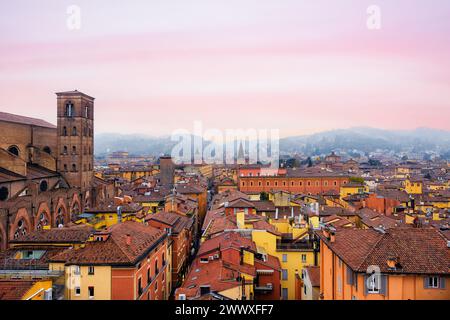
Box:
left=0, top=187, right=9, bottom=201
left=72, top=126, right=77, bottom=136
left=65, top=102, right=73, bottom=117
left=36, top=212, right=48, bottom=231
left=155, top=260, right=159, bottom=274
left=56, top=207, right=65, bottom=227
left=39, top=180, right=48, bottom=192
left=62, top=126, right=67, bottom=136
left=43, top=146, right=51, bottom=154
left=14, top=219, right=27, bottom=239
left=72, top=146, right=77, bottom=155
left=64, top=164, right=68, bottom=172
left=72, top=164, right=77, bottom=172
left=162, top=253, right=166, bottom=266
left=7, top=145, right=19, bottom=157
left=63, top=146, right=68, bottom=155
left=85, top=106, right=89, bottom=118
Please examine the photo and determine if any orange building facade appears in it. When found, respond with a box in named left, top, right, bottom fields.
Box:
left=317, top=227, right=450, bottom=300
left=239, top=175, right=350, bottom=195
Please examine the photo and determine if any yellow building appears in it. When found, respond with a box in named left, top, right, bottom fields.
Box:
left=404, top=179, right=423, bottom=195
left=340, top=183, right=369, bottom=199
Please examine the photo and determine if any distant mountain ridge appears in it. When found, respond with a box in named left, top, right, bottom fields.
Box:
left=94, top=127, right=450, bottom=158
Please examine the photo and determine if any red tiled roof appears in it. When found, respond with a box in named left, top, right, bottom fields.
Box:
left=317, top=227, right=450, bottom=274
left=197, top=232, right=256, bottom=257
left=0, top=111, right=55, bottom=129
left=50, top=222, right=166, bottom=265
left=0, top=280, right=36, bottom=300
left=147, top=211, right=194, bottom=234
left=11, top=225, right=94, bottom=244
left=305, top=266, right=320, bottom=287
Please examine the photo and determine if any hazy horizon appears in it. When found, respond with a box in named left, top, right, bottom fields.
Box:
left=1, top=0, right=450, bottom=137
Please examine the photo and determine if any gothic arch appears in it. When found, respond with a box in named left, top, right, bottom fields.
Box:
left=54, top=198, right=69, bottom=228
left=35, top=202, right=51, bottom=231
left=70, top=194, right=82, bottom=220
left=10, top=208, right=32, bottom=240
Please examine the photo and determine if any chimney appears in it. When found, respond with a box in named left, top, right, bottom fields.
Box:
left=275, top=208, right=279, bottom=220
left=126, top=234, right=132, bottom=246
left=291, top=207, right=294, bottom=218
left=329, top=231, right=336, bottom=243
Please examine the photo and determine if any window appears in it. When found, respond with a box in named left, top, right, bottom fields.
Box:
left=155, top=260, right=159, bottom=274
left=63, top=146, right=68, bottom=155
left=147, top=267, right=151, bottom=283
left=72, top=126, right=77, bottom=136
left=72, top=164, right=77, bottom=172
left=74, top=266, right=80, bottom=275
left=282, top=269, right=288, bottom=280
left=14, top=219, right=27, bottom=239
left=425, top=276, right=441, bottom=289
left=138, top=278, right=143, bottom=295
left=65, top=102, right=73, bottom=117
left=367, top=276, right=380, bottom=294
left=301, top=254, right=307, bottom=263
left=63, top=126, right=67, bottom=136
left=75, top=287, right=81, bottom=296
left=200, top=286, right=211, bottom=295
left=0, top=187, right=9, bottom=201
left=72, top=146, right=76, bottom=154
left=282, top=288, right=288, bottom=300
left=282, top=254, right=287, bottom=262
left=85, top=106, right=89, bottom=118
left=88, top=286, right=95, bottom=299
left=39, top=180, right=48, bottom=192
left=88, top=266, right=95, bottom=275
left=7, top=146, right=19, bottom=157
left=63, top=164, right=68, bottom=172
left=43, top=146, right=51, bottom=154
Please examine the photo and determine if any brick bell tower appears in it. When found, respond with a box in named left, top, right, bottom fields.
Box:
left=56, top=90, right=94, bottom=192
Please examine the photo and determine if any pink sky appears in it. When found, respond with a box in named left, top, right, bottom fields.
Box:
left=0, top=0, right=450, bottom=137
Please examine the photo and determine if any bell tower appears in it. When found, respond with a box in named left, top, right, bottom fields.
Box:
left=56, top=90, right=94, bottom=192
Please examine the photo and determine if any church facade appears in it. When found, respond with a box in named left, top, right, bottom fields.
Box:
left=0, top=90, right=114, bottom=250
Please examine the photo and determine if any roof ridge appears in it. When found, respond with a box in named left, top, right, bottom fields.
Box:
left=355, top=229, right=386, bottom=272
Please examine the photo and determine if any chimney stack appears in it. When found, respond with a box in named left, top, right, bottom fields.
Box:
left=330, top=231, right=336, bottom=243
left=126, top=234, right=132, bottom=246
